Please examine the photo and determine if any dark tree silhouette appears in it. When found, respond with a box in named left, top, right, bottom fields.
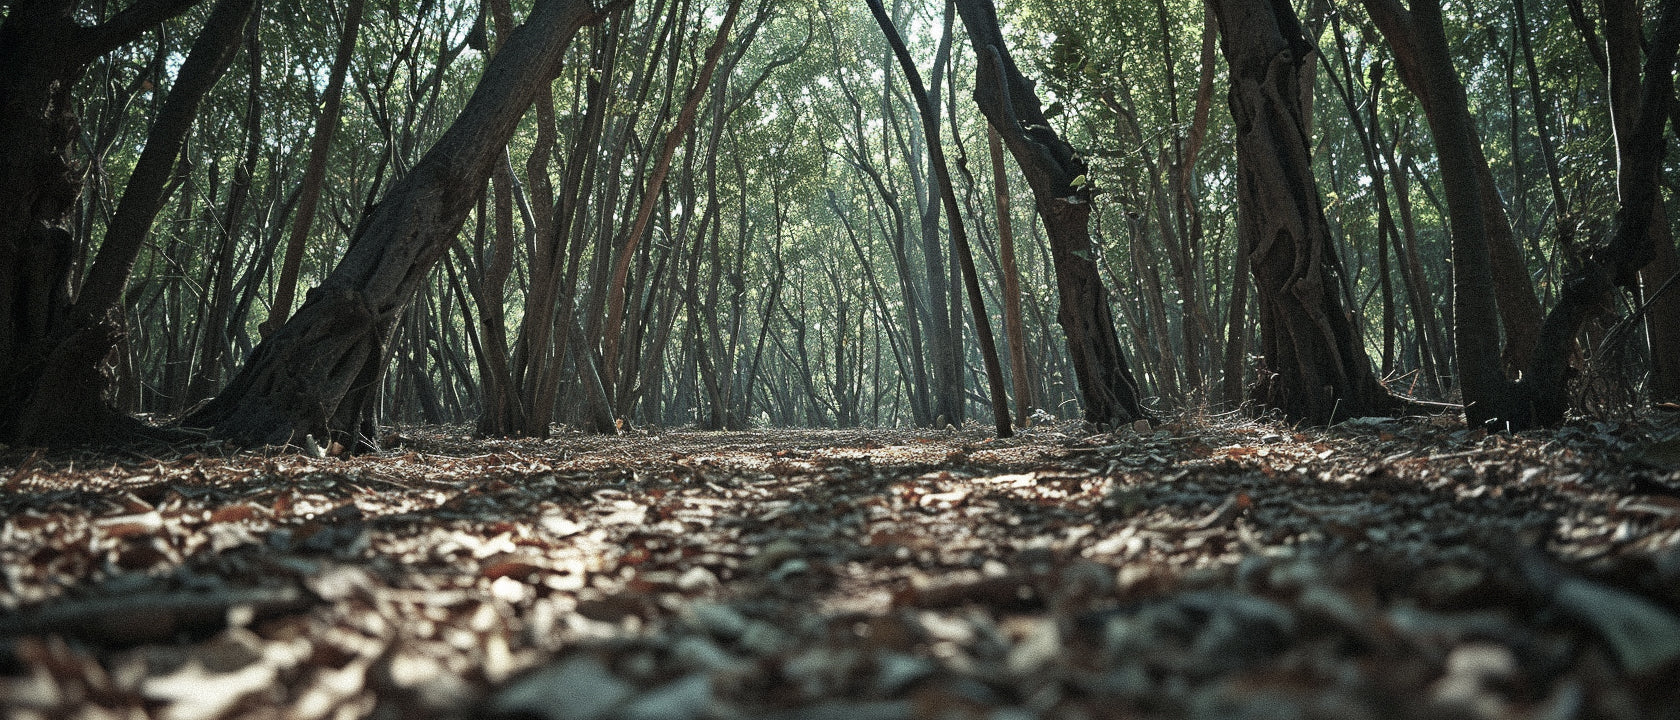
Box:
left=0, top=0, right=252, bottom=444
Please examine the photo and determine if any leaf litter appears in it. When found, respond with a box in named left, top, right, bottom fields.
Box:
left=1, top=411, right=1679, bottom=719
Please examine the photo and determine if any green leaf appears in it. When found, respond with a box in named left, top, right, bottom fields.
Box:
left=1069, top=174, right=1088, bottom=188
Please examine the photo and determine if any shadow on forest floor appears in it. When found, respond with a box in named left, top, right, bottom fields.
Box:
left=3, top=411, right=1680, bottom=719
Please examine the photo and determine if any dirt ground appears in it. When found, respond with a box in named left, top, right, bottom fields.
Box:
left=3, top=411, right=1680, bottom=719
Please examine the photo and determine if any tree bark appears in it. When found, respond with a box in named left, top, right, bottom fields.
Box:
left=186, top=0, right=600, bottom=446
left=954, top=0, right=1149, bottom=426
left=1, top=0, right=251, bottom=444
left=1210, top=0, right=1396, bottom=424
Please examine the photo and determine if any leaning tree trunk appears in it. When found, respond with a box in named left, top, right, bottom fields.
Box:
left=0, top=0, right=246, bottom=445
left=953, top=0, right=1149, bottom=426
left=868, top=0, right=1012, bottom=438
left=186, top=0, right=599, bottom=447
left=1210, top=0, right=1396, bottom=424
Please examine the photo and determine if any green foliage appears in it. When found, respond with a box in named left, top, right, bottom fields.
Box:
left=55, top=0, right=1670, bottom=425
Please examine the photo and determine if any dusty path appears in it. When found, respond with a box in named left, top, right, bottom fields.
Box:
left=2, top=414, right=1679, bottom=719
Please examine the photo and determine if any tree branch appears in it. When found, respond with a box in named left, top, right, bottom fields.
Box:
left=78, top=0, right=206, bottom=62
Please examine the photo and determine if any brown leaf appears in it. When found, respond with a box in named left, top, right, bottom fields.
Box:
left=208, top=504, right=258, bottom=524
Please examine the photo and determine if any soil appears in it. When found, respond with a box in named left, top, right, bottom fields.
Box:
left=2, top=411, right=1679, bottom=719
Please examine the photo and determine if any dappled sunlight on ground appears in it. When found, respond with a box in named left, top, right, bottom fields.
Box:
left=3, top=411, right=1680, bottom=718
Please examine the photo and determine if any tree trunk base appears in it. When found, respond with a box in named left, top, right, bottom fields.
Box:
left=184, top=287, right=388, bottom=448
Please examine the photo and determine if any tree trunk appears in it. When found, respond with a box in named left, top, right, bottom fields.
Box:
left=868, top=0, right=1012, bottom=437
left=990, top=124, right=1035, bottom=424
left=907, top=0, right=962, bottom=427
left=1603, top=0, right=1680, bottom=404
left=954, top=0, right=1149, bottom=426
left=1219, top=211, right=1252, bottom=408
left=1359, top=0, right=1543, bottom=375
left=600, top=0, right=743, bottom=394
left=261, top=0, right=367, bottom=336
left=1513, top=0, right=1680, bottom=422
left=190, top=15, right=264, bottom=404
left=1, top=0, right=250, bottom=444
left=185, top=0, right=599, bottom=446
left=1210, top=0, right=1396, bottom=424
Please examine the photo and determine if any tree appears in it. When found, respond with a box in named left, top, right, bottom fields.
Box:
left=1519, top=0, right=1680, bottom=424
left=600, top=0, right=746, bottom=413
left=259, top=0, right=367, bottom=337
left=186, top=0, right=603, bottom=446
left=990, top=124, right=1035, bottom=424
left=1362, top=0, right=1680, bottom=428
left=866, top=0, right=1012, bottom=437
left=1359, top=0, right=1544, bottom=376
left=1602, top=0, right=1680, bottom=404
left=1359, top=0, right=1525, bottom=427
left=1208, top=0, right=1396, bottom=424
left=0, top=0, right=253, bottom=445
left=953, top=0, right=1150, bottom=427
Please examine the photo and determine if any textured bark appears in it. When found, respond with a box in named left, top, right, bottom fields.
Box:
left=186, top=0, right=599, bottom=446
left=0, top=0, right=245, bottom=444
left=0, top=0, right=202, bottom=442
left=1211, top=0, right=1396, bottom=424
left=954, top=0, right=1149, bottom=426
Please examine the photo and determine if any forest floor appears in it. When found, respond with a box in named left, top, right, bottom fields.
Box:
left=3, top=411, right=1680, bottom=720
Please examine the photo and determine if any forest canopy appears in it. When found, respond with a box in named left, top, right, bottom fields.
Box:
left=1, top=0, right=1677, bottom=448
